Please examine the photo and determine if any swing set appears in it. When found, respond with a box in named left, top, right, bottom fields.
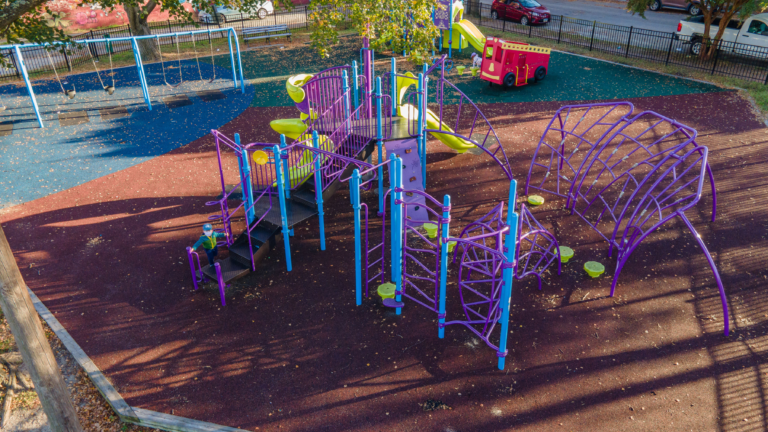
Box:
left=0, top=27, right=245, bottom=129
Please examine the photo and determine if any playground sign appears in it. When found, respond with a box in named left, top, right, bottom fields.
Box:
left=434, top=0, right=452, bottom=30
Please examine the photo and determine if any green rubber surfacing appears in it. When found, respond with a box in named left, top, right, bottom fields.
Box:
left=213, top=42, right=723, bottom=109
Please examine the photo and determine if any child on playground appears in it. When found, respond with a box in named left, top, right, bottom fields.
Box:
left=470, top=52, right=483, bottom=69
left=191, top=224, right=227, bottom=267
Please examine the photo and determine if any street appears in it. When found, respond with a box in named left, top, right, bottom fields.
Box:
left=480, top=0, right=688, bottom=33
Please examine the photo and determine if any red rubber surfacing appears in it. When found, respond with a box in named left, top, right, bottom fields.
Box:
left=1, top=93, right=767, bottom=431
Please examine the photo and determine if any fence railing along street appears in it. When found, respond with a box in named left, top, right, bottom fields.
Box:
left=463, top=0, right=768, bottom=84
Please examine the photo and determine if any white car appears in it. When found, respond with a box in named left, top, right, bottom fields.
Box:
left=676, top=13, right=768, bottom=56
left=198, top=2, right=274, bottom=23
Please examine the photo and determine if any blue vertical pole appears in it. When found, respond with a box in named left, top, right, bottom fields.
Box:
left=312, top=132, right=326, bottom=251
left=229, top=29, right=246, bottom=93
left=279, top=134, right=290, bottom=200
left=376, top=77, right=384, bottom=216
left=131, top=39, right=152, bottom=111
left=438, top=195, right=451, bottom=338
left=227, top=31, right=238, bottom=91
left=393, top=156, right=403, bottom=315
left=236, top=134, right=255, bottom=223
left=351, top=169, right=362, bottom=306
left=432, top=8, right=437, bottom=56
left=14, top=47, right=43, bottom=129
left=498, top=179, right=518, bottom=370
left=390, top=57, right=397, bottom=116
left=352, top=60, right=360, bottom=116
left=273, top=144, right=293, bottom=272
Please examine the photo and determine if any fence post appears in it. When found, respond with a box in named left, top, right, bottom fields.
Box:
left=710, top=41, right=720, bottom=75
left=557, top=16, right=563, bottom=43
left=63, top=49, right=72, bottom=71
left=625, top=26, right=633, bottom=58
left=665, top=33, right=674, bottom=65
left=589, top=20, right=596, bottom=51
left=9, top=50, right=21, bottom=78
left=503, top=19, right=506, bottom=33
left=128, top=25, right=133, bottom=36
left=167, top=20, right=172, bottom=34
left=529, top=20, right=533, bottom=37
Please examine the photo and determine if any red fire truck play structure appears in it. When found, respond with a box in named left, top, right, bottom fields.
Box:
left=480, top=37, right=551, bottom=87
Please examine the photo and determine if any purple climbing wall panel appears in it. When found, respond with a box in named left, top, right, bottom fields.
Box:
left=386, top=138, right=430, bottom=225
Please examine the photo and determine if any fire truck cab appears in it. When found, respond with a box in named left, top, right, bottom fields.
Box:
left=480, top=37, right=551, bottom=88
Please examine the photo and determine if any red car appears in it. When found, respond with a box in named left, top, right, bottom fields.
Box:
left=490, top=0, right=551, bottom=26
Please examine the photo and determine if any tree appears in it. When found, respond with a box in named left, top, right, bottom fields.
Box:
left=0, top=226, right=84, bottom=431
left=626, top=0, right=767, bottom=58
left=307, top=0, right=441, bottom=60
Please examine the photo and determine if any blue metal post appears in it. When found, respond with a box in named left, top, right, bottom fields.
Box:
left=498, top=179, right=518, bottom=370
left=432, top=8, right=437, bottom=56
left=229, top=29, right=246, bottom=93
left=391, top=57, right=397, bottom=116
left=227, top=31, right=238, bottom=91
left=352, top=60, right=360, bottom=116
left=273, top=144, right=292, bottom=272
left=131, top=39, right=152, bottom=111
left=13, top=47, right=43, bottom=129
left=376, top=77, right=384, bottom=216
left=279, top=134, right=290, bottom=199
left=312, top=132, right=326, bottom=251
left=392, top=156, right=404, bottom=315
left=236, top=134, right=255, bottom=223
left=438, top=194, right=451, bottom=338
left=351, top=169, right=362, bottom=306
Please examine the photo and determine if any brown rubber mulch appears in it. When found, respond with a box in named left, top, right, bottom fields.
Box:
left=1, top=92, right=766, bottom=431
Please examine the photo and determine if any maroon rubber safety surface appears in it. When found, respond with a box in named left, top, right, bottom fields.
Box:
left=1, top=94, right=767, bottom=431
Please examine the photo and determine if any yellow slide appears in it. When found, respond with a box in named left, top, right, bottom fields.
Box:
left=398, top=104, right=475, bottom=154
left=453, top=20, right=487, bottom=53
left=286, top=74, right=314, bottom=104
left=396, top=72, right=475, bottom=153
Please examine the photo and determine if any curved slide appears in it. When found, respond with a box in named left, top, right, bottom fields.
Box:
left=396, top=72, right=475, bottom=153
left=453, top=20, right=487, bottom=53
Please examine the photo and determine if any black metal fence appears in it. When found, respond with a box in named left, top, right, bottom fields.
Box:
left=463, top=0, right=768, bottom=84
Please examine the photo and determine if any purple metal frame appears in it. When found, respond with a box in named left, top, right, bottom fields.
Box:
left=424, top=55, right=514, bottom=180
left=526, top=103, right=729, bottom=334
left=526, top=102, right=635, bottom=203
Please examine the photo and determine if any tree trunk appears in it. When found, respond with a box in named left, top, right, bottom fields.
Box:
left=0, top=227, right=84, bottom=431
left=125, top=1, right=159, bottom=62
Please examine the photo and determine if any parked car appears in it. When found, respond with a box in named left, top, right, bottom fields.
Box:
left=676, top=13, right=768, bottom=56
left=490, top=0, right=551, bottom=26
left=648, top=0, right=702, bottom=16
left=198, top=2, right=274, bottom=23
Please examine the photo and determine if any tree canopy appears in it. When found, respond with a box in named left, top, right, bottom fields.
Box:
left=307, top=0, right=441, bottom=59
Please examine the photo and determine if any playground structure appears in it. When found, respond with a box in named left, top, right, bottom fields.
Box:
left=188, top=46, right=566, bottom=369
left=434, top=0, right=489, bottom=57
left=526, top=102, right=729, bottom=335
left=480, top=38, right=551, bottom=87
left=0, top=28, right=245, bottom=129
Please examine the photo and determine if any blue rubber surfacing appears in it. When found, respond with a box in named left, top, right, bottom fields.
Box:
left=0, top=60, right=253, bottom=209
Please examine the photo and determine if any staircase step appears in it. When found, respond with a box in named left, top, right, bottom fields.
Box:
left=291, top=188, right=317, bottom=208
left=248, top=225, right=277, bottom=246
left=202, top=258, right=250, bottom=284
left=229, top=241, right=256, bottom=267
